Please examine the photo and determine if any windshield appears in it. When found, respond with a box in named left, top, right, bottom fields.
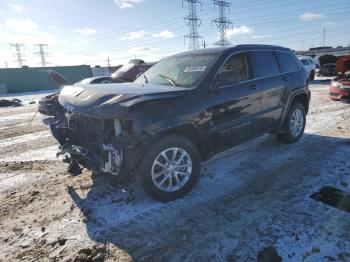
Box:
left=112, top=63, right=136, bottom=78
left=134, top=53, right=218, bottom=88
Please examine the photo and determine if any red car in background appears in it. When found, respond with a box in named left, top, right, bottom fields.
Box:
left=329, top=55, right=350, bottom=101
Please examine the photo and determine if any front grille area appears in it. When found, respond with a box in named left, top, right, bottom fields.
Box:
left=67, top=114, right=104, bottom=147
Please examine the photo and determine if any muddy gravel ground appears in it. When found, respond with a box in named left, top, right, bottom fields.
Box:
left=0, top=81, right=350, bottom=262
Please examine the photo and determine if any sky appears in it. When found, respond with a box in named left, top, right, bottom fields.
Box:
left=0, top=0, right=349, bottom=68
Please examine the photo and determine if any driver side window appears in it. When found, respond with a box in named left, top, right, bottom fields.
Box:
left=219, top=53, right=251, bottom=84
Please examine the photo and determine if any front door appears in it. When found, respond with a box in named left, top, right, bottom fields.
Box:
left=209, top=52, right=262, bottom=151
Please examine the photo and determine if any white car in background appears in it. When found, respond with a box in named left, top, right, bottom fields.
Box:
left=298, top=56, right=317, bottom=81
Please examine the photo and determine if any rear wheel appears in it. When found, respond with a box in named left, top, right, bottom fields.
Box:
left=277, top=102, right=306, bottom=144
left=138, top=135, right=201, bottom=202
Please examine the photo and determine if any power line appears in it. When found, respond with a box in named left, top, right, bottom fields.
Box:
left=64, top=4, right=350, bottom=55
left=183, top=0, right=203, bottom=50
left=65, top=10, right=350, bottom=56
left=213, top=0, right=233, bottom=46
left=9, top=43, right=25, bottom=67
left=34, top=44, right=50, bottom=67
left=79, top=26, right=348, bottom=65
left=70, top=1, right=349, bottom=48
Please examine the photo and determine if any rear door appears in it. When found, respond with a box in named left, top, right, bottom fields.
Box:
left=250, top=50, right=285, bottom=132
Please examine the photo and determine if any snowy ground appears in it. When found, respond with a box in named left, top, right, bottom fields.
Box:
left=0, top=80, right=349, bottom=261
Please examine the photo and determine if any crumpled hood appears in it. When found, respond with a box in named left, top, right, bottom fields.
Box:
left=58, top=82, right=189, bottom=119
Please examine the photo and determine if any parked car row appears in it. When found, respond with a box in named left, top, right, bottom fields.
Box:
left=46, top=45, right=310, bottom=201
left=318, top=63, right=337, bottom=77
left=298, top=56, right=317, bottom=81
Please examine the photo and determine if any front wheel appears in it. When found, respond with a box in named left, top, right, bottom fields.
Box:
left=277, top=102, right=306, bottom=144
left=138, top=135, right=201, bottom=202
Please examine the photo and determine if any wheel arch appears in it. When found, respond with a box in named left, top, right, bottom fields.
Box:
left=292, top=92, right=310, bottom=114
left=280, top=90, right=310, bottom=129
left=148, top=124, right=208, bottom=161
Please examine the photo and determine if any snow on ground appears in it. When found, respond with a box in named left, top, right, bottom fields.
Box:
left=0, top=81, right=349, bottom=261
left=0, top=130, right=50, bottom=148
left=0, top=145, right=58, bottom=162
left=0, top=89, right=58, bottom=103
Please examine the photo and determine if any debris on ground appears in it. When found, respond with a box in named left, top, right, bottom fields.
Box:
left=0, top=98, right=22, bottom=107
left=311, top=186, right=350, bottom=213
left=257, top=246, right=282, bottom=262
left=73, top=244, right=107, bottom=262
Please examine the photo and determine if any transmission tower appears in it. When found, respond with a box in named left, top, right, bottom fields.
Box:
left=183, top=0, right=203, bottom=50
left=213, top=0, right=233, bottom=46
left=34, top=44, right=50, bottom=67
left=9, top=43, right=25, bottom=67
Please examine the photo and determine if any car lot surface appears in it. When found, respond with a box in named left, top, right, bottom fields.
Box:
left=0, top=79, right=349, bottom=261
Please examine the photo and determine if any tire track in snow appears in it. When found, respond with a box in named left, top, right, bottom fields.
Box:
left=0, top=130, right=51, bottom=148
left=0, top=145, right=58, bottom=163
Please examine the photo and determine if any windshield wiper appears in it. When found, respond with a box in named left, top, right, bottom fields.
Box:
left=158, top=74, right=177, bottom=87
left=143, top=74, right=149, bottom=84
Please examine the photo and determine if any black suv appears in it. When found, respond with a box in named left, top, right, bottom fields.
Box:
left=50, top=45, right=310, bottom=201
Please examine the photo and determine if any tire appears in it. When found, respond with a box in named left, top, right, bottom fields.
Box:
left=138, top=134, right=201, bottom=202
left=309, top=70, right=315, bottom=81
left=277, top=102, right=306, bottom=144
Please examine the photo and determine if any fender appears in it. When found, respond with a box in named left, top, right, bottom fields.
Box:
left=279, top=88, right=311, bottom=128
left=143, top=118, right=209, bottom=159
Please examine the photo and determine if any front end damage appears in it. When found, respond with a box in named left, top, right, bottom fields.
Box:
left=329, top=79, right=350, bottom=101
left=50, top=113, right=126, bottom=177
left=330, top=56, right=350, bottom=101
left=48, top=82, right=188, bottom=179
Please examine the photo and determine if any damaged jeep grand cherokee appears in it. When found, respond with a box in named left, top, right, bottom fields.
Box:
left=50, top=45, right=310, bottom=201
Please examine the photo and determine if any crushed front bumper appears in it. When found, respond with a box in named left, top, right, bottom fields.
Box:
left=49, top=114, right=149, bottom=180
left=329, top=84, right=350, bottom=101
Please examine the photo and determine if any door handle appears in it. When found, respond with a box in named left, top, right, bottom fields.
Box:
left=282, top=76, right=289, bottom=82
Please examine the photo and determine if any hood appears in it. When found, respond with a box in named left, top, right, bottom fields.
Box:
left=58, top=82, right=189, bottom=119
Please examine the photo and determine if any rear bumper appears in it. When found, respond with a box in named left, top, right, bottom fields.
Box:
left=329, top=85, right=350, bottom=101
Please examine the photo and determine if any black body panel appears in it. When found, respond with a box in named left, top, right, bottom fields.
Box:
left=49, top=45, right=310, bottom=179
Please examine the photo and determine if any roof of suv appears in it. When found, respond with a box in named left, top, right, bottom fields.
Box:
left=172, top=44, right=292, bottom=57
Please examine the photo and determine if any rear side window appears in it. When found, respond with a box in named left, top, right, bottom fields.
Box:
left=275, top=52, right=300, bottom=73
left=251, top=51, right=280, bottom=78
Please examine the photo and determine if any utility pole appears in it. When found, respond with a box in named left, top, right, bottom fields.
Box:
left=322, top=28, right=326, bottom=47
left=183, top=0, right=203, bottom=50
left=9, top=43, right=25, bottom=67
left=106, top=56, right=111, bottom=68
left=213, top=0, right=233, bottom=46
left=34, top=44, right=49, bottom=67
left=4, top=61, right=8, bottom=68
left=203, top=41, right=206, bottom=49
